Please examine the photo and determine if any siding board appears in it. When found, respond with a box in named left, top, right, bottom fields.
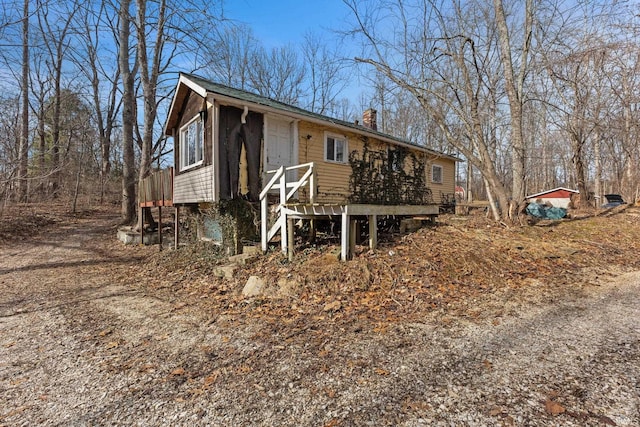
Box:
left=298, top=122, right=456, bottom=204
left=173, top=165, right=215, bottom=204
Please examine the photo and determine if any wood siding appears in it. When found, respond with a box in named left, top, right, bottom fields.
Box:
left=298, top=122, right=355, bottom=204
left=427, top=157, right=456, bottom=204
left=174, top=90, right=214, bottom=176
left=297, top=121, right=456, bottom=205
left=173, top=165, right=215, bottom=204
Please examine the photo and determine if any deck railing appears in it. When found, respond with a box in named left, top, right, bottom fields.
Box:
left=260, top=162, right=316, bottom=252
left=139, top=168, right=173, bottom=207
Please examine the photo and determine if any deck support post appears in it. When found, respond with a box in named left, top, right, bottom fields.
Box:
left=280, top=173, right=287, bottom=254
left=174, top=206, right=179, bottom=250
left=158, top=206, right=163, bottom=250
left=368, top=215, right=377, bottom=250
left=308, top=219, right=316, bottom=243
left=260, top=198, right=268, bottom=253
left=280, top=210, right=288, bottom=254
left=349, top=219, right=357, bottom=259
left=140, top=206, right=144, bottom=245
left=287, top=218, right=295, bottom=261
left=341, top=212, right=350, bottom=261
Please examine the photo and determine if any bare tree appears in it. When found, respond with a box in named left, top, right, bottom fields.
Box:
left=29, top=53, right=53, bottom=198
left=74, top=0, right=121, bottom=203
left=0, top=96, right=21, bottom=204
left=204, top=24, right=257, bottom=90
left=343, top=0, right=513, bottom=220
left=493, top=0, right=533, bottom=215
left=35, top=0, right=78, bottom=198
left=302, top=32, right=349, bottom=115
left=119, top=0, right=137, bottom=224
left=17, top=0, right=29, bottom=202
left=539, top=1, right=621, bottom=208
left=249, top=44, right=306, bottom=105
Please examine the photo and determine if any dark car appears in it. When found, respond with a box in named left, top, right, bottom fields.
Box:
left=602, top=194, right=625, bottom=208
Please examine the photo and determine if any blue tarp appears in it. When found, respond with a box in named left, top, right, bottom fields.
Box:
left=526, top=202, right=567, bottom=220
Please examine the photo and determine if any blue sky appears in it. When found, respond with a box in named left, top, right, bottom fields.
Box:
left=222, top=0, right=351, bottom=48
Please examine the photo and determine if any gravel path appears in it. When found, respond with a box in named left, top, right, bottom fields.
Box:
left=0, top=213, right=638, bottom=426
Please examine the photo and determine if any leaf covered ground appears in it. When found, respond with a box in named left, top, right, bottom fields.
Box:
left=144, top=205, right=640, bottom=328
left=1, top=203, right=639, bottom=426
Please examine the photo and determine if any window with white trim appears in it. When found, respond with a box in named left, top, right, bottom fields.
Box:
left=325, top=132, right=347, bottom=163
left=180, top=114, right=204, bottom=170
left=431, top=164, right=443, bottom=184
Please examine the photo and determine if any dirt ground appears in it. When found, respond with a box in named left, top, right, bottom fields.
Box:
left=0, top=205, right=639, bottom=426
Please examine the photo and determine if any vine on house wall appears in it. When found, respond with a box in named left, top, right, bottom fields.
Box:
left=348, top=143, right=432, bottom=205
left=198, top=199, right=259, bottom=255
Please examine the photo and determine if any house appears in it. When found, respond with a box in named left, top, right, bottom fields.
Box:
left=525, top=187, right=579, bottom=209
left=161, top=73, right=459, bottom=259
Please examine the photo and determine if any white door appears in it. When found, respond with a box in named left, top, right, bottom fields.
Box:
left=264, top=116, right=297, bottom=183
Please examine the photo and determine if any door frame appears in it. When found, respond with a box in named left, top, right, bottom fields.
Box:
left=263, top=114, right=299, bottom=181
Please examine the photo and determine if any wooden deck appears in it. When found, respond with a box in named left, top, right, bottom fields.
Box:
left=280, top=203, right=440, bottom=261
left=138, top=168, right=176, bottom=249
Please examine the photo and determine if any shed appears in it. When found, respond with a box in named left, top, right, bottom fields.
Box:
left=526, top=187, right=578, bottom=209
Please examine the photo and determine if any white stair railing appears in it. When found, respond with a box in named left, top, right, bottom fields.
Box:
left=260, top=162, right=316, bottom=252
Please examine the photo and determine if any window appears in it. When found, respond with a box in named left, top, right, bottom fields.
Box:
left=325, top=133, right=347, bottom=163
left=431, top=164, right=443, bottom=184
left=180, top=114, right=204, bottom=170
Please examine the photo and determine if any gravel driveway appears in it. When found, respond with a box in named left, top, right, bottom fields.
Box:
left=1, top=212, right=638, bottom=426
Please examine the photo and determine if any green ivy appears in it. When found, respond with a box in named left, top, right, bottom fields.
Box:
left=348, top=143, right=432, bottom=205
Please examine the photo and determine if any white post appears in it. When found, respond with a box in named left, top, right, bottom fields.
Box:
left=261, top=197, right=268, bottom=252
left=309, top=164, right=316, bottom=204
left=341, top=212, right=349, bottom=261
left=280, top=173, right=287, bottom=253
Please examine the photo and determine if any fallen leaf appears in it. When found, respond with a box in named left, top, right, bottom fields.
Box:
left=203, top=371, right=219, bottom=387
left=171, top=367, right=186, bottom=376
left=98, top=329, right=112, bottom=337
left=324, top=418, right=339, bottom=427
left=139, top=363, right=156, bottom=373
left=236, top=365, right=252, bottom=374
left=323, top=300, right=342, bottom=312
left=106, top=341, right=119, bottom=349
left=544, top=399, right=565, bottom=415
left=489, top=406, right=503, bottom=416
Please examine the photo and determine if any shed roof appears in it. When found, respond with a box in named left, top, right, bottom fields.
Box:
left=164, top=73, right=460, bottom=162
left=526, top=187, right=579, bottom=199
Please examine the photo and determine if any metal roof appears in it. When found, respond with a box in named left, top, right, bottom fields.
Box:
left=166, top=73, right=460, bottom=161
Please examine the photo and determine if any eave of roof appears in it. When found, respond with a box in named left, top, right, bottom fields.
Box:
left=164, top=73, right=461, bottom=162
left=526, top=187, right=579, bottom=199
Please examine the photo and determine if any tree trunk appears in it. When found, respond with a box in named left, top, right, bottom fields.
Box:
left=493, top=0, right=533, bottom=216
left=119, top=0, right=136, bottom=224
left=133, top=0, right=166, bottom=231
left=18, top=0, right=29, bottom=202
left=594, top=127, right=602, bottom=207
left=571, top=133, right=591, bottom=208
